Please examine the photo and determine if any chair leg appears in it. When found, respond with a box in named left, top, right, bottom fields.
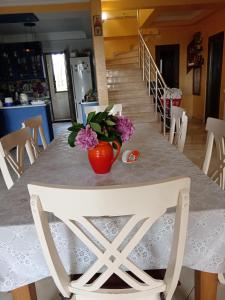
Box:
left=195, top=271, right=218, bottom=300
left=12, top=283, right=37, bottom=300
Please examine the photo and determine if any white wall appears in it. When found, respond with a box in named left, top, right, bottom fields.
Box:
left=0, top=31, right=93, bottom=53
left=42, top=38, right=92, bottom=53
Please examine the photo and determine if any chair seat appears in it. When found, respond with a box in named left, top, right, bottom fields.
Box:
left=71, top=287, right=164, bottom=300
left=74, top=294, right=161, bottom=300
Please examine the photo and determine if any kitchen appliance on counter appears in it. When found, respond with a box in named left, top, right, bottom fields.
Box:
left=4, top=97, right=14, bottom=107
left=0, top=101, right=54, bottom=144
left=20, top=93, right=28, bottom=105
left=70, top=57, right=93, bottom=123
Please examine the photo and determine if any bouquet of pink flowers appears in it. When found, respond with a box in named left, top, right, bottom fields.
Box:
left=68, top=105, right=135, bottom=150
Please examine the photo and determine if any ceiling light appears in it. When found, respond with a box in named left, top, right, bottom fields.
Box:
left=102, top=12, right=108, bottom=21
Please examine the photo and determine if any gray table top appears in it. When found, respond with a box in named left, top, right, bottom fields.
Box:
left=1, top=122, right=225, bottom=293
left=0, top=123, right=224, bottom=228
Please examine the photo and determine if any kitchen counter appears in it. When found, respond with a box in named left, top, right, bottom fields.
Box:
left=0, top=102, right=49, bottom=109
left=0, top=101, right=54, bottom=144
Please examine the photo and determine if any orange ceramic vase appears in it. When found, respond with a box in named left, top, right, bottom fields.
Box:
left=88, top=141, right=121, bottom=174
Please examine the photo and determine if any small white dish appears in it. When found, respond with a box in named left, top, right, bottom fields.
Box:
left=31, top=100, right=45, bottom=105
left=122, top=150, right=140, bottom=164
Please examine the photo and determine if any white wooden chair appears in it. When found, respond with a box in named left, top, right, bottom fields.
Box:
left=29, top=177, right=190, bottom=300
left=22, top=115, right=47, bottom=159
left=202, top=118, right=225, bottom=284
left=202, top=117, right=225, bottom=190
left=169, top=106, right=188, bottom=153
left=0, top=127, right=35, bottom=189
left=85, top=104, right=123, bottom=118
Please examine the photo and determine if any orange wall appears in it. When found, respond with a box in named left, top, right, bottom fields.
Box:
left=105, top=10, right=225, bottom=120
left=146, top=27, right=194, bottom=116
left=104, top=20, right=195, bottom=116
left=103, top=18, right=138, bottom=60
left=104, top=36, right=138, bottom=60
left=103, top=18, right=138, bottom=38
left=147, top=10, right=225, bottom=120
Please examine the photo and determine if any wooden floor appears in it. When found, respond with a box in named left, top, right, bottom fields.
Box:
left=151, top=117, right=207, bottom=167
left=182, top=118, right=218, bottom=174
left=184, top=118, right=207, bottom=168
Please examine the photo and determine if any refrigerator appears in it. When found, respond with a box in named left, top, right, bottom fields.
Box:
left=70, top=57, right=93, bottom=123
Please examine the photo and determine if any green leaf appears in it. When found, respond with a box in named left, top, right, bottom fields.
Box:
left=104, top=129, right=109, bottom=137
left=99, top=130, right=117, bottom=142
left=68, top=123, right=83, bottom=132
left=87, top=111, right=96, bottom=123
left=68, top=131, right=78, bottom=147
left=105, top=119, right=116, bottom=126
left=99, top=135, right=114, bottom=142
left=104, top=104, right=113, bottom=113
left=90, top=122, right=102, bottom=133
left=93, top=111, right=108, bottom=123
left=72, top=121, right=83, bottom=126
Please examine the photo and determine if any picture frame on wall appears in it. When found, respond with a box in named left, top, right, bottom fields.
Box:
left=193, top=67, right=201, bottom=95
left=93, top=15, right=103, bottom=36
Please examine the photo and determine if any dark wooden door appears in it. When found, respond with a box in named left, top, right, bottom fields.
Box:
left=156, top=44, right=180, bottom=88
left=205, top=31, right=224, bottom=120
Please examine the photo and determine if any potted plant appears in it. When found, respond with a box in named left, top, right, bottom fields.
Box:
left=68, top=105, right=134, bottom=174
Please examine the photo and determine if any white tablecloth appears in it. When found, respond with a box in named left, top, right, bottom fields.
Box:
left=0, top=123, right=225, bottom=292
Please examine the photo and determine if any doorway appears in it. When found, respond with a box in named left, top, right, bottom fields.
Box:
left=45, top=53, right=71, bottom=121
left=205, top=31, right=224, bottom=120
left=156, top=44, right=180, bottom=88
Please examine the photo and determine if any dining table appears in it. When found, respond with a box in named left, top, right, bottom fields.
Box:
left=0, top=122, right=225, bottom=300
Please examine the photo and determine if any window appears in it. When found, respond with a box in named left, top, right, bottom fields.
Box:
left=51, top=53, right=68, bottom=92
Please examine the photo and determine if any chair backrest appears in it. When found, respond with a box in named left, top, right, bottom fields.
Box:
left=29, top=177, right=190, bottom=300
left=0, top=127, right=35, bottom=189
left=202, top=117, right=225, bottom=189
left=84, top=104, right=122, bottom=118
left=22, top=115, right=47, bottom=158
left=169, top=106, right=188, bottom=153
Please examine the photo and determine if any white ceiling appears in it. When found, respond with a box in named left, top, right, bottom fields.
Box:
left=0, top=0, right=89, bottom=6
left=0, top=11, right=92, bottom=37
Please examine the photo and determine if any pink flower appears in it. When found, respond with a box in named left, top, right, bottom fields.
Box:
left=116, top=116, right=135, bottom=142
left=75, top=125, right=98, bottom=150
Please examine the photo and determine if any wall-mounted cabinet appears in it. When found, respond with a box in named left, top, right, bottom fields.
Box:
left=187, top=32, right=204, bottom=73
left=0, top=42, right=45, bottom=82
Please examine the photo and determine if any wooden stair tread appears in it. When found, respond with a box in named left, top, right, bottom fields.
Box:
left=107, top=47, right=154, bottom=124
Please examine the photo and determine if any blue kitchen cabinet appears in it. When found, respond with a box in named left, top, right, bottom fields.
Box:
left=0, top=103, right=54, bottom=145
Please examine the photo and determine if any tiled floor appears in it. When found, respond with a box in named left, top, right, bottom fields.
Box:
left=53, top=121, right=71, bottom=138
left=0, top=119, right=224, bottom=300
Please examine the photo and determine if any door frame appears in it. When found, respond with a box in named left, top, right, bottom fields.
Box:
left=205, top=31, right=224, bottom=121
left=45, top=52, right=71, bottom=122
left=155, top=44, right=180, bottom=88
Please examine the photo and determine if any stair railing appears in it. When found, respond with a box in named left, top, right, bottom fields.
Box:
left=138, top=30, right=169, bottom=136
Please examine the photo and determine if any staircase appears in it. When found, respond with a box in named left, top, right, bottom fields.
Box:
left=106, top=32, right=170, bottom=134
left=106, top=48, right=156, bottom=124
